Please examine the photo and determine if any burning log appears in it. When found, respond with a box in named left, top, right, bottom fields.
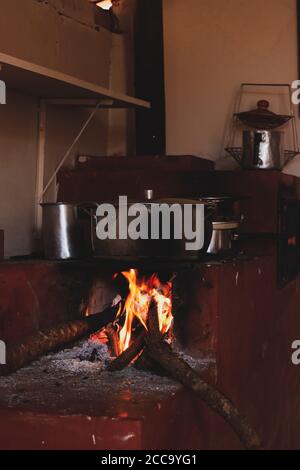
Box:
left=98, top=269, right=260, bottom=449
left=134, top=349, right=166, bottom=376
left=145, top=301, right=261, bottom=451
left=106, top=323, right=121, bottom=357
left=108, top=329, right=146, bottom=372
left=0, top=304, right=120, bottom=376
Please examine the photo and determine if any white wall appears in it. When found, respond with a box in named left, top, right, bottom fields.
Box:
left=0, top=0, right=135, bottom=257
left=108, top=0, right=137, bottom=156
left=43, top=106, right=109, bottom=203
left=0, top=91, right=38, bottom=257
left=0, top=0, right=112, bottom=85
left=163, top=0, right=299, bottom=170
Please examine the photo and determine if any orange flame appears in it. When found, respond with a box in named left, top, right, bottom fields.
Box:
left=116, top=269, right=173, bottom=354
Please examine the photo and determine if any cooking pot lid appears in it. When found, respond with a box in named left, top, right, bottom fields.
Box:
left=157, top=198, right=210, bottom=205
left=40, top=202, right=75, bottom=206
left=93, top=198, right=210, bottom=207
left=235, top=100, right=293, bottom=130
left=198, top=195, right=249, bottom=203
left=212, top=221, right=239, bottom=230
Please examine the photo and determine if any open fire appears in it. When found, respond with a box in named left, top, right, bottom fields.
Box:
left=0, top=266, right=261, bottom=450
left=91, top=269, right=173, bottom=356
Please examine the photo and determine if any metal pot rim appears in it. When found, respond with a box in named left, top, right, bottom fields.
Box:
left=40, top=202, right=75, bottom=207
left=212, top=221, right=239, bottom=230
left=198, top=195, right=249, bottom=202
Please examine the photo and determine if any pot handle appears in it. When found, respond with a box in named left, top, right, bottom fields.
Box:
left=75, top=202, right=99, bottom=253
left=76, top=201, right=99, bottom=218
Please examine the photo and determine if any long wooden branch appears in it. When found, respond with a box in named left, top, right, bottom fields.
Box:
left=1, top=303, right=120, bottom=376
left=146, top=301, right=261, bottom=451
left=134, top=349, right=166, bottom=376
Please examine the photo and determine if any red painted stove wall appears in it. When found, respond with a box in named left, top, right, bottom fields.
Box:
left=57, top=155, right=214, bottom=203
left=1, top=252, right=300, bottom=449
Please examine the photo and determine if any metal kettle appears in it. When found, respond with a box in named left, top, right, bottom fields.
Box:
left=225, top=84, right=300, bottom=170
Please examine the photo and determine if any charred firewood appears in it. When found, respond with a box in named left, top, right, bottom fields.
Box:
left=0, top=303, right=120, bottom=376
left=106, top=323, right=121, bottom=357
left=134, top=349, right=166, bottom=376
left=145, top=300, right=261, bottom=451
left=107, top=329, right=146, bottom=372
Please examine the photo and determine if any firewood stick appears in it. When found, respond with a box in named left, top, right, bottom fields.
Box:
left=134, top=349, right=166, bottom=376
left=0, top=304, right=120, bottom=376
left=146, top=300, right=261, bottom=451
left=107, top=329, right=146, bottom=372
left=106, top=323, right=121, bottom=357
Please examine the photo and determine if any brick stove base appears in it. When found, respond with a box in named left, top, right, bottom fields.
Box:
left=0, top=390, right=214, bottom=450
left=1, top=250, right=300, bottom=450
left=0, top=259, right=219, bottom=450
left=0, top=346, right=215, bottom=450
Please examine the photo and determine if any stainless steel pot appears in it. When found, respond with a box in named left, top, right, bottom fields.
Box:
left=41, top=203, right=89, bottom=260
left=89, top=198, right=213, bottom=260
left=242, top=130, right=284, bottom=169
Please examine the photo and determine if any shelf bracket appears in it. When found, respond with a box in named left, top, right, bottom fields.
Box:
left=34, top=98, right=109, bottom=236
left=35, top=99, right=47, bottom=236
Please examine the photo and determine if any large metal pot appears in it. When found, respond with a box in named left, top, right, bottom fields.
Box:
left=41, top=203, right=89, bottom=260
left=89, top=198, right=213, bottom=260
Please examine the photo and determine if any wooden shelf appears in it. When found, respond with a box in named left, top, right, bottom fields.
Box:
left=0, top=52, right=150, bottom=109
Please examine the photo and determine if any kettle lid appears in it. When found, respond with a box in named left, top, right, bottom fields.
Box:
left=235, top=100, right=293, bottom=130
